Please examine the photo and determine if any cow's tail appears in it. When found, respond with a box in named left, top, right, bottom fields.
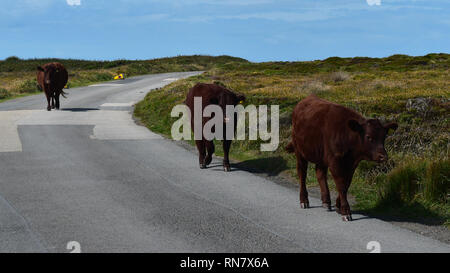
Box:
left=60, top=89, right=68, bottom=98
left=285, top=141, right=295, bottom=153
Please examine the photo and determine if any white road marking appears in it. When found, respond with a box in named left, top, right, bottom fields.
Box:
left=163, top=78, right=179, bottom=81
left=0, top=124, right=23, bottom=152
left=0, top=110, right=34, bottom=152
left=89, top=84, right=121, bottom=87
left=100, top=102, right=135, bottom=107
left=0, top=109, right=162, bottom=152
left=91, top=125, right=158, bottom=140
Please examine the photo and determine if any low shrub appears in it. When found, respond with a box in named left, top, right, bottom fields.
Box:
left=0, top=88, right=10, bottom=99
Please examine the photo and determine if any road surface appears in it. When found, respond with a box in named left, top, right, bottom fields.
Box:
left=0, top=72, right=448, bottom=253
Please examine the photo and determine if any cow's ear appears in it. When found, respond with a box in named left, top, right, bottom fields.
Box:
left=384, top=122, right=398, bottom=134
left=348, top=119, right=364, bottom=134
left=37, top=66, right=44, bottom=72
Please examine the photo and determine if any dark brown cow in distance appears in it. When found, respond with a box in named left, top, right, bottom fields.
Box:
left=286, top=94, right=397, bottom=221
left=185, top=83, right=245, bottom=171
left=37, top=62, right=68, bottom=111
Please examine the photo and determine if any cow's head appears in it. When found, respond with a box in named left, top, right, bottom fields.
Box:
left=37, top=65, right=59, bottom=85
left=219, top=90, right=245, bottom=123
left=348, top=118, right=398, bottom=163
left=218, top=91, right=245, bottom=107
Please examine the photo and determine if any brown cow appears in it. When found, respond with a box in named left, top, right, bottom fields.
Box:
left=37, top=62, right=68, bottom=111
left=286, top=94, right=397, bottom=221
left=185, top=83, right=245, bottom=171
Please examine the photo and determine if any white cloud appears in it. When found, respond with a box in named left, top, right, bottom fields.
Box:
left=366, top=0, right=381, bottom=6
left=66, top=0, right=81, bottom=6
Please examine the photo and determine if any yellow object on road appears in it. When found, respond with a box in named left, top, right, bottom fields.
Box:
left=114, top=74, right=125, bottom=80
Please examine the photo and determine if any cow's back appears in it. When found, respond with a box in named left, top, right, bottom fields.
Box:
left=291, top=95, right=363, bottom=164
left=186, top=83, right=223, bottom=128
left=185, top=83, right=226, bottom=106
left=186, top=83, right=212, bottom=109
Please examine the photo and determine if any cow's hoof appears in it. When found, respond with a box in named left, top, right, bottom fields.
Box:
left=300, top=202, right=310, bottom=209
left=342, top=215, right=353, bottom=222
left=199, top=164, right=206, bottom=169
left=223, top=165, right=231, bottom=172
left=323, top=203, right=332, bottom=211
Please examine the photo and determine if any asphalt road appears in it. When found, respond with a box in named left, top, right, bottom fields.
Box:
left=0, top=72, right=448, bottom=253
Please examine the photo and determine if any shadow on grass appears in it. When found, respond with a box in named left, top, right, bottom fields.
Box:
left=231, top=156, right=288, bottom=176
left=355, top=201, right=447, bottom=226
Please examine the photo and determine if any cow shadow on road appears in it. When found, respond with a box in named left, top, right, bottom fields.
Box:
left=230, top=156, right=289, bottom=176
left=206, top=156, right=288, bottom=177
left=61, top=108, right=100, bottom=112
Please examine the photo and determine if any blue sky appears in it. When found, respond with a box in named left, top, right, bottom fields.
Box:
left=1, top=0, right=448, bottom=62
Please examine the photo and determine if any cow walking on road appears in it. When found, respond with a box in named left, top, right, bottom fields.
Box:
left=286, top=95, right=397, bottom=221
left=185, top=83, right=245, bottom=171
left=37, top=62, right=68, bottom=111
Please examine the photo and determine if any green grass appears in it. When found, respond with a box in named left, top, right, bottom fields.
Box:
left=135, top=53, right=450, bottom=226
left=0, top=55, right=247, bottom=101
left=354, top=157, right=449, bottom=225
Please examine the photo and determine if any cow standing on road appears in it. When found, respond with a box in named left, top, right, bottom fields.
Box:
left=286, top=94, right=397, bottom=221
left=37, top=62, right=68, bottom=111
left=185, top=83, right=245, bottom=171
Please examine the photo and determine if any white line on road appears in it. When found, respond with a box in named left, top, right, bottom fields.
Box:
left=89, top=84, right=121, bottom=87
left=100, top=102, right=135, bottom=107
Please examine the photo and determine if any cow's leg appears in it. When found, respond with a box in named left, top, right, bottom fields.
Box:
left=222, top=140, right=232, bottom=172
left=335, top=196, right=341, bottom=214
left=330, top=166, right=353, bottom=221
left=55, top=92, right=60, bottom=110
left=195, top=140, right=207, bottom=169
left=45, top=92, right=51, bottom=111
left=316, top=164, right=331, bottom=211
left=204, top=140, right=214, bottom=166
left=296, top=154, right=309, bottom=208
left=51, top=94, right=55, bottom=109
left=337, top=184, right=351, bottom=221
